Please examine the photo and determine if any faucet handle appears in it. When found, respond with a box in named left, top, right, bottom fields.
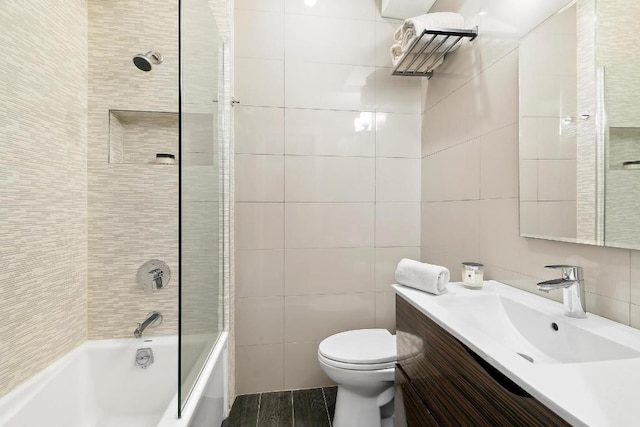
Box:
left=544, top=265, right=583, bottom=281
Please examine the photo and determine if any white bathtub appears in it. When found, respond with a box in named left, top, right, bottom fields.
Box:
left=0, top=333, right=228, bottom=427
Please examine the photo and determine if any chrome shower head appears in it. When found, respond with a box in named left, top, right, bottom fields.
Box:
left=133, top=51, right=163, bottom=72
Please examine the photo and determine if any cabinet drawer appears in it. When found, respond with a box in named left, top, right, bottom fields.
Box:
left=395, top=363, right=439, bottom=427
left=396, top=296, right=570, bottom=427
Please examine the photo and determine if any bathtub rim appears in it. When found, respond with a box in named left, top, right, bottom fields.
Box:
left=0, top=340, right=85, bottom=425
left=158, top=331, right=229, bottom=426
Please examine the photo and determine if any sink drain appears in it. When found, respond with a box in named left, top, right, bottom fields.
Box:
left=517, top=352, right=534, bottom=363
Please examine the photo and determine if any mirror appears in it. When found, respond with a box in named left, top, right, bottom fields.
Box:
left=519, top=0, right=640, bottom=249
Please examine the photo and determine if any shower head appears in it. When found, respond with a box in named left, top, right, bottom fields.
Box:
left=133, top=51, right=163, bottom=72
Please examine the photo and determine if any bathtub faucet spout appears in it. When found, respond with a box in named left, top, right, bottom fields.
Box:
left=134, top=312, right=162, bottom=338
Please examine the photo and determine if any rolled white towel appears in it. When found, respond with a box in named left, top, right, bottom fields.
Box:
left=395, top=258, right=449, bottom=295
left=391, top=12, right=465, bottom=66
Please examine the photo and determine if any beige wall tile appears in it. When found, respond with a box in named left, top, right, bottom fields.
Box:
left=585, top=293, right=630, bottom=325
left=630, top=250, right=640, bottom=305
left=375, top=203, right=421, bottom=247
left=236, top=250, right=284, bottom=297
left=235, top=106, right=284, bottom=154
left=285, top=61, right=375, bottom=111
left=235, top=10, right=284, bottom=60
left=285, top=109, right=375, bottom=157
left=376, top=158, right=421, bottom=202
left=375, top=69, right=423, bottom=114
left=284, top=342, right=334, bottom=390
left=235, top=155, right=284, bottom=202
left=519, top=160, right=538, bottom=202
left=285, top=156, right=375, bottom=202
left=376, top=113, right=421, bottom=158
left=285, top=14, right=375, bottom=66
left=284, top=293, right=375, bottom=342
left=479, top=198, right=527, bottom=273
left=422, top=82, right=475, bottom=156
left=285, top=0, right=375, bottom=20
left=631, top=304, right=640, bottom=329
left=284, top=248, right=375, bottom=295
left=375, top=292, right=396, bottom=333
left=236, top=0, right=283, bottom=12
left=235, top=297, right=284, bottom=346
left=375, top=247, right=421, bottom=292
left=236, top=344, right=285, bottom=394
left=476, top=50, right=519, bottom=135
left=422, top=138, right=481, bottom=202
left=480, top=124, right=519, bottom=199
left=235, top=58, right=284, bottom=107
left=236, top=203, right=284, bottom=249
left=285, top=203, right=374, bottom=248
left=421, top=201, right=480, bottom=274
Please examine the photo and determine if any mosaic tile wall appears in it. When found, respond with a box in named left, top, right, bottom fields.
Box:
left=87, top=0, right=180, bottom=339
left=0, top=0, right=88, bottom=398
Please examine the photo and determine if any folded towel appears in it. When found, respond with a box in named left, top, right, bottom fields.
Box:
left=391, top=44, right=444, bottom=72
left=395, top=258, right=449, bottom=295
left=391, top=12, right=465, bottom=67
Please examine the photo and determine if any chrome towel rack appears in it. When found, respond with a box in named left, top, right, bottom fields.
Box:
left=392, top=26, right=478, bottom=78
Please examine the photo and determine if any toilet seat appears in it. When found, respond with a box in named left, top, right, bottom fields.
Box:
left=318, top=353, right=395, bottom=371
left=318, top=329, right=396, bottom=371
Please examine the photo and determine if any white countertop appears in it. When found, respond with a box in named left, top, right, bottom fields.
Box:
left=393, top=280, right=640, bottom=427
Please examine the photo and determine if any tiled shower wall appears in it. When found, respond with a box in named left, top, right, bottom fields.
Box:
left=233, top=0, right=422, bottom=394
left=421, top=0, right=640, bottom=327
left=87, top=0, right=179, bottom=339
left=0, top=0, right=88, bottom=398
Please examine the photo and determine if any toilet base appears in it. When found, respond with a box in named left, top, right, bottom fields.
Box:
left=333, top=386, right=394, bottom=427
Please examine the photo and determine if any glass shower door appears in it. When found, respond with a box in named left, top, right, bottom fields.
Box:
left=178, top=0, right=226, bottom=413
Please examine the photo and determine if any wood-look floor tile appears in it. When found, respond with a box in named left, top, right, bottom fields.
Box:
left=323, top=387, right=337, bottom=425
left=226, top=393, right=260, bottom=427
left=293, top=388, right=330, bottom=427
left=258, top=391, right=293, bottom=427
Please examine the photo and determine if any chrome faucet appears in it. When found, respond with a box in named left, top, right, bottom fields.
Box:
left=536, top=265, right=586, bottom=319
left=134, top=312, right=163, bottom=338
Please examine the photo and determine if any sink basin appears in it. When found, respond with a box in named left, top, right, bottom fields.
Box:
left=434, top=292, right=640, bottom=364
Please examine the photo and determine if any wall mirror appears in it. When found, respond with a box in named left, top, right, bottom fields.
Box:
left=519, top=0, right=640, bottom=250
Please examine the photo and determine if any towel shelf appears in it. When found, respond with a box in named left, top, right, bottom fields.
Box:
left=392, top=26, right=478, bottom=78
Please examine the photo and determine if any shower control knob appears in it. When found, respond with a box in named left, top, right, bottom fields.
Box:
left=137, top=259, right=170, bottom=293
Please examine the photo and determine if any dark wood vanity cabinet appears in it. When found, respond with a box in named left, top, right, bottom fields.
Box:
left=395, top=296, right=571, bottom=427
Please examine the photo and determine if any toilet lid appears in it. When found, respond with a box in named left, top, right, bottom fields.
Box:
left=318, top=329, right=396, bottom=365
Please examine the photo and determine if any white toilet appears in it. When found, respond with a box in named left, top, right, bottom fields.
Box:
left=318, top=329, right=397, bottom=427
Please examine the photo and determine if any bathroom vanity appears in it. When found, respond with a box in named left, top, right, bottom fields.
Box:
left=393, top=281, right=640, bottom=426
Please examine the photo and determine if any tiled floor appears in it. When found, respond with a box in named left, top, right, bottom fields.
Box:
left=222, top=387, right=337, bottom=427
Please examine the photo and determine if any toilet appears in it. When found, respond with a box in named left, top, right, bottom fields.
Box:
left=318, top=329, right=397, bottom=427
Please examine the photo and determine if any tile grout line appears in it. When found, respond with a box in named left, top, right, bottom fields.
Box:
left=256, top=393, right=262, bottom=427
left=321, top=387, right=332, bottom=427
left=291, top=390, right=295, bottom=427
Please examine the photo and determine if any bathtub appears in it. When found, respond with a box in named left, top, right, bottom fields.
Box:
left=0, top=333, right=228, bottom=427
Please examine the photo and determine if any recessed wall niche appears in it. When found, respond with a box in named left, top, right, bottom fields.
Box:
left=608, top=127, right=640, bottom=171
left=109, top=110, right=178, bottom=164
